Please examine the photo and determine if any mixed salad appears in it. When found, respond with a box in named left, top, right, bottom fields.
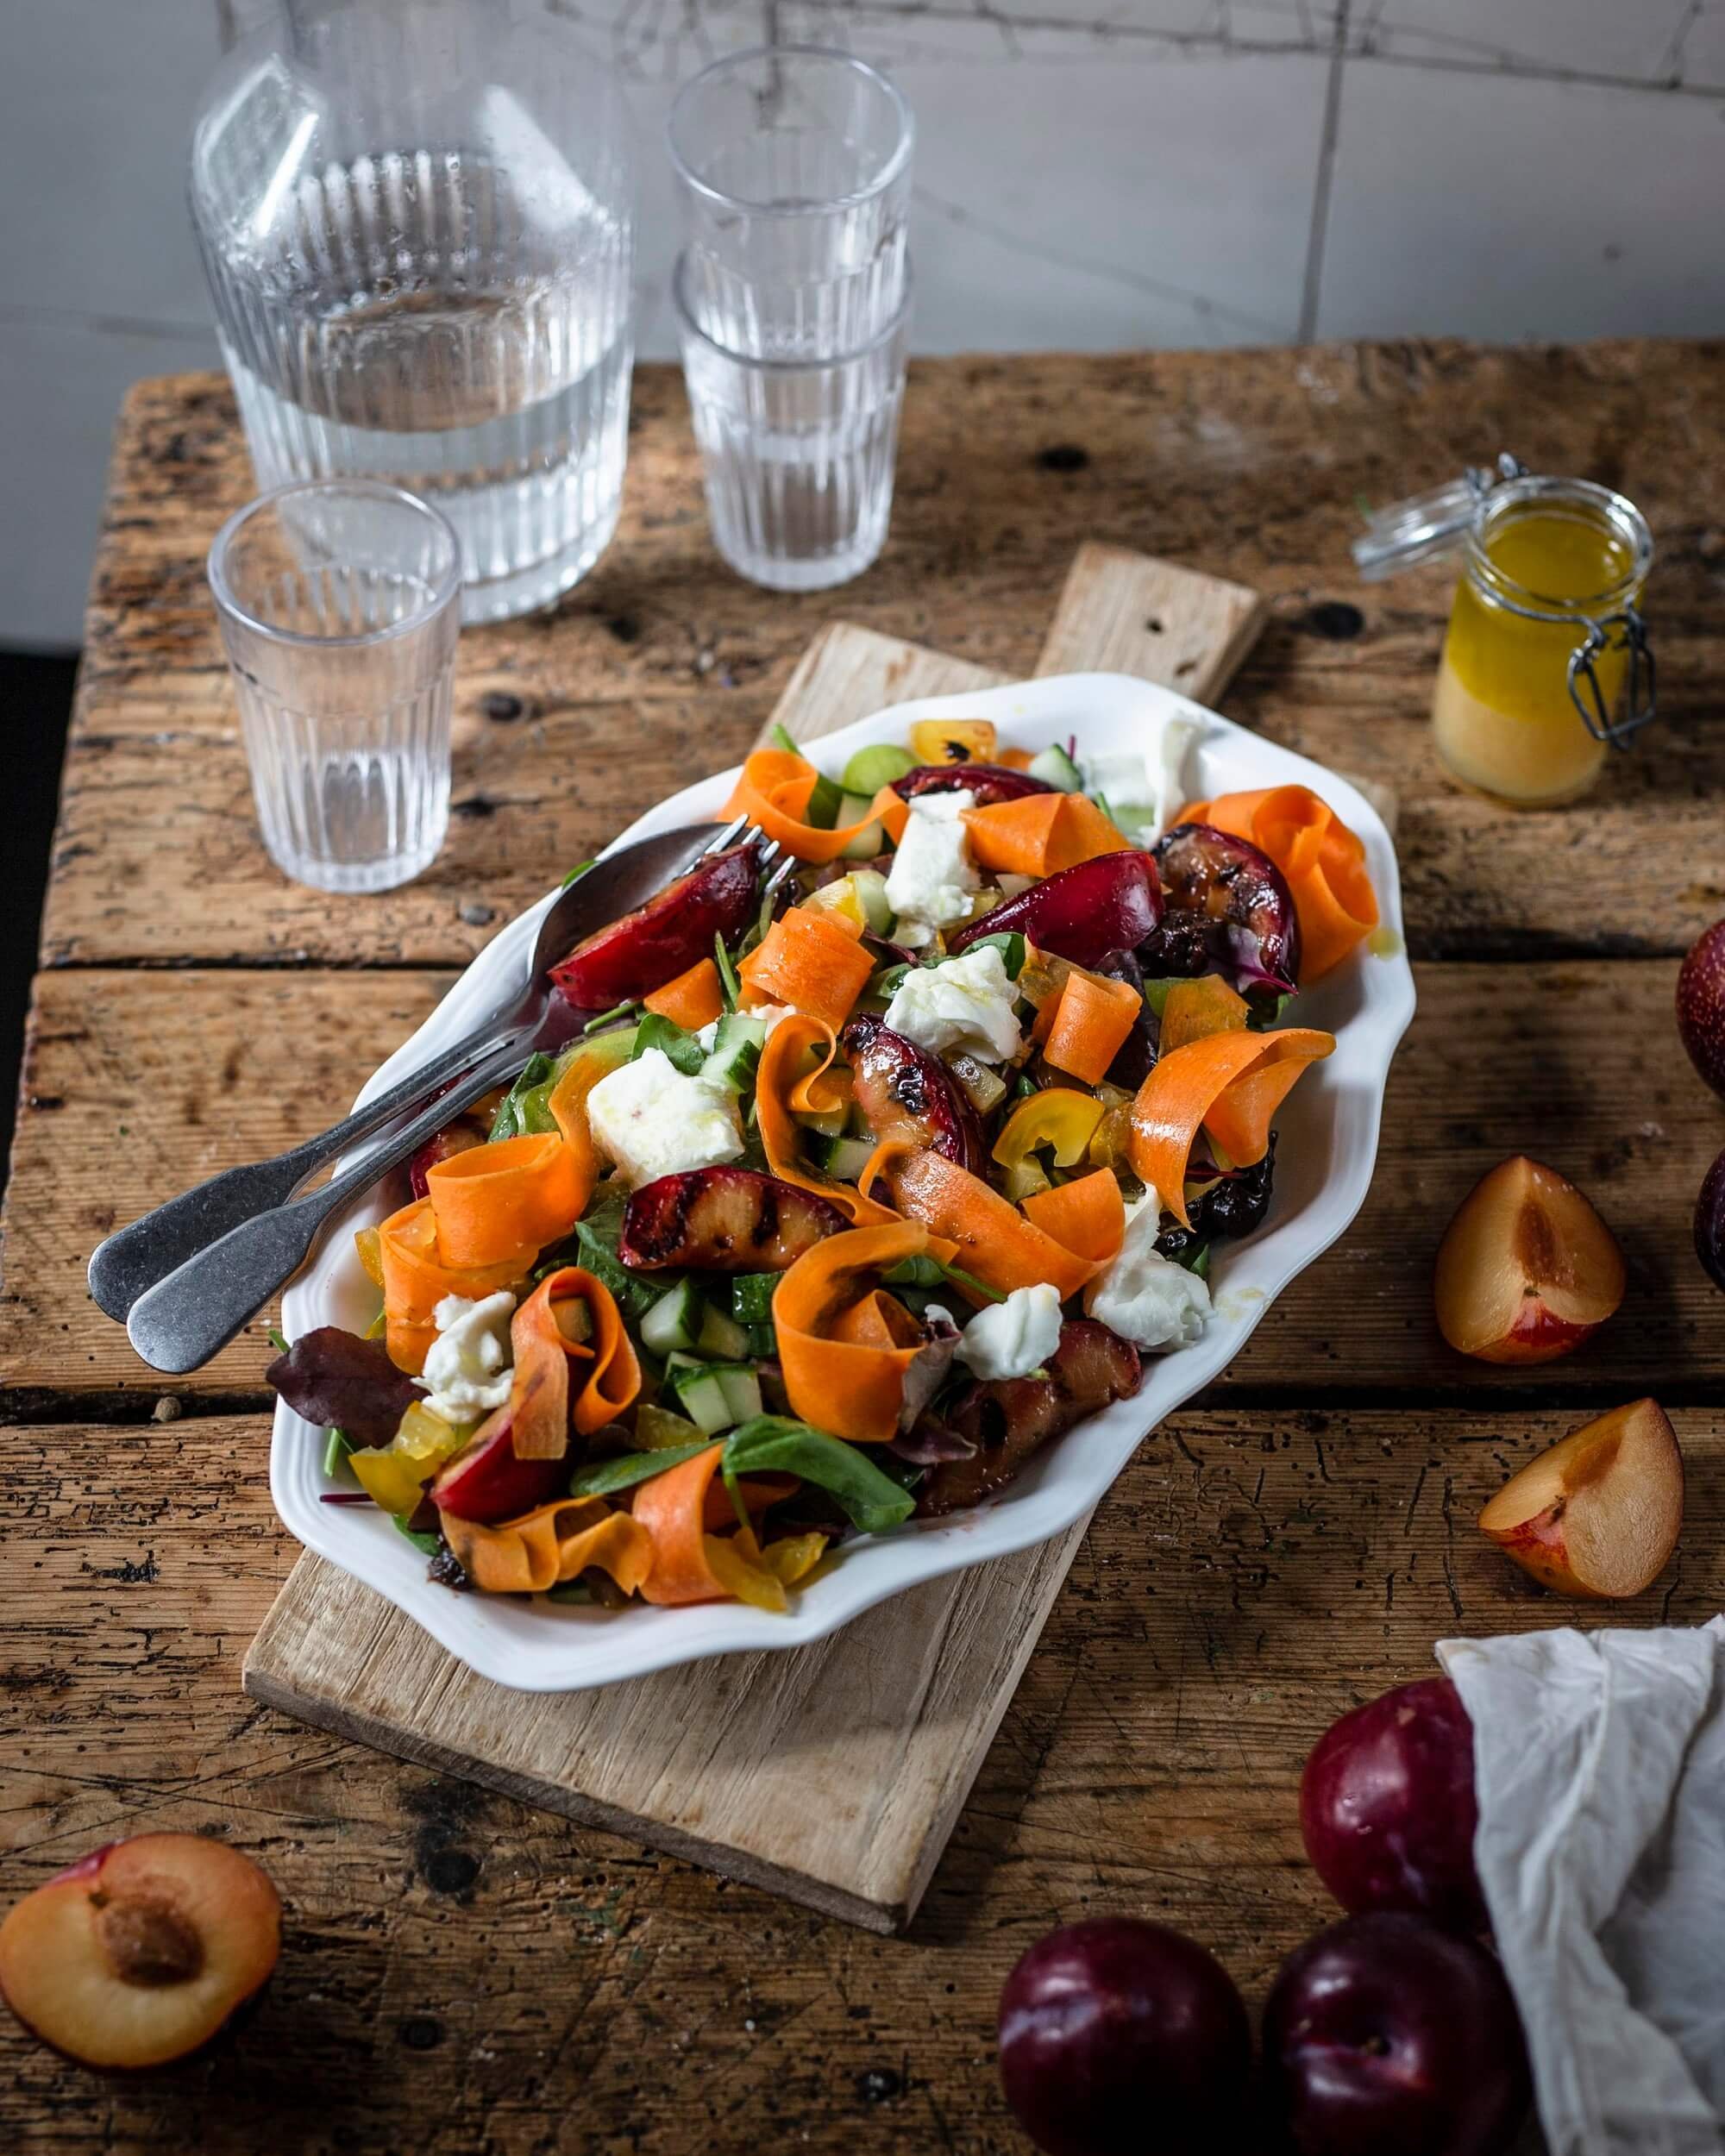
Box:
left=268, top=716, right=1379, bottom=1614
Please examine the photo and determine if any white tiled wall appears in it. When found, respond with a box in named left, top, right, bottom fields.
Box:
left=3, top=0, right=1721, bottom=647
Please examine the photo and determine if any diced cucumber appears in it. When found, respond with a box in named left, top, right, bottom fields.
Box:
left=807, top=1132, right=877, bottom=1181
left=641, top=1279, right=703, bottom=1358
left=794, top=1100, right=850, bottom=1142
left=696, top=1300, right=750, bottom=1360
left=718, top=1366, right=763, bottom=1426
left=742, top=1321, right=776, bottom=1360
left=837, top=800, right=887, bottom=860
left=699, top=1011, right=767, bottom=1092
left=849, top=868, right=893, bottom=931
left=670, top=1359, right=762, bottom=1435
left=945, top=1051, right=1007, bottom=1115
left=1028, top=743, right=1083, bottom=792
left=730, top=1272, right=780, bottom=1324
left=1083, top=751, right=1151, bottom=801
left=1000, top=1156, right=1051, bottom=1202
left=840, top=742, right=917, bottom=793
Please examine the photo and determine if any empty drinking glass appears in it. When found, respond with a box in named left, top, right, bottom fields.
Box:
left=668, top=47, right=913, bottom=360
left=674, top=252, right=911, bottom=592
left=191, top=0, right=636, bottom=624
left=668, top=48, right=914, bottom=588
left=210, top=479, right=461, bottom=893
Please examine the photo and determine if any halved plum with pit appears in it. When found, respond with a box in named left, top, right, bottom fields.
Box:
left=1150, top=822, right=1300, bottom=993
left=948, top=850, right=1163, bottom=968
left=430, top=1405, right=565, bottom=1523
left=549, top=845, right=758, bottom=1011
left=620, top=1167, right=847, bottom=1271
left=893, top=763, right=1053, bottom=806
left=841, top=1013, right=985, bottom=1172
left=914, top=1319, right=1141, bottom=1516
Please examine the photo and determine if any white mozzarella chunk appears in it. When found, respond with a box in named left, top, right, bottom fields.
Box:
left=884, top=788, right=979, bottom=934
left=584, top=1047, right=743, bottom=1187
left=1151, top=715, right=1201, bottom=837
left=1083, top=1194, right=1212, bottom=1351
left=955, top=1282, right=1064, bottom=1382
left=883, top=943, right=1023, bottom=1063
left=419, top=1290, right=517, bottom=1422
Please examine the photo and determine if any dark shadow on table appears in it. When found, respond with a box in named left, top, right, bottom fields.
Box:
left=0, top=649, right=76, bottom=1185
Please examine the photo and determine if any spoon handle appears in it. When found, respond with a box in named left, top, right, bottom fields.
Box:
left=87, top=1011, right=526, bottom=1323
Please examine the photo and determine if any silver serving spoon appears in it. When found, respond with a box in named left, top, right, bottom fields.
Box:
left=99, top=819, right=766, bottom=1371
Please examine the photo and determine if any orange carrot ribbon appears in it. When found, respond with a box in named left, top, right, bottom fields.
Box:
left=1019, top=1168, right=1126, bottom=1267
left=506, top=1267, right=642, bottom=1460
left=440, top=1495, right=654, bottom=1596
left=1129, top=1027, right=1335, bottom=1226
left=722, top=747, right=906, bottom=862
left=961, top=793, right=1129, bottom=878
left=643, top=956, right=725, bottom=1031
left=773, top=1219, right=944, bottom=1443
left=1038, top=967, right=1142, bottom=1087
left=756, top=1016, right=903, bottom=1229
left=631, top=1444, right=731, bottom=1605
left=377, top=1196, right=524, bottom=1375
left=1178, top=785, right=1377, bottom=983
left=861, top=1143, right=1096, bottom=1300
left=424, top=1131, right=585, bottom=1270
left=739, top=906, right=875, bottom=1031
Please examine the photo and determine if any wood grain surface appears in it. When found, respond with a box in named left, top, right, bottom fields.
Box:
left=4, top=345, right=1724, bottom=2156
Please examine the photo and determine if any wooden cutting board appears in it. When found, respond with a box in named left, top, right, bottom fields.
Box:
left=242, top=543, right=1266, bottom=1934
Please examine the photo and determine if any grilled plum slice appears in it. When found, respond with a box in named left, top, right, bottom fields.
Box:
left=409, top=1116, right=487, bottom=1200
left=915, top=1320, right=1140, bottom=1516
left=949, top=850, right=1163, bottom=968
left=620, top=1167, right=846, bottom=1272
left=842, top=1013, right=985, bottom=1172
left=430, top=1406, right=565, bottom=1524
left=549, top=845, right=758, bottom=1011
left=1151, top=821, right=1300, bottom=993
left=893, top=763, right=1053, bottom=806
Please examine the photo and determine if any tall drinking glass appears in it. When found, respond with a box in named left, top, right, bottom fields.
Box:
left=668, top=48, right=914, bottom=588
left=191, top=0, right=636, bottom=623
left=210, top=479, right=461, bottom=893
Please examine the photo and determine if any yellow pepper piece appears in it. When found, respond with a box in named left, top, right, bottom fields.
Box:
left=1159, top=975, right=1250, bottom=1053
left=354, top=1225, right=385, bottom=1289
left=348, top=1401, right=474, bottom=1516
left=910, top=718, right=996, bottom=767
left=760, top=1532, right=829, bottom=1587
left=804, top=876, right=869, bottom=932
left=703, top=1532, right=789, bottom=1612
left=993, top=1087, right=1107, bottom=1171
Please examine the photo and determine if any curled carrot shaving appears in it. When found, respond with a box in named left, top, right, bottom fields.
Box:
left=1128, top=1028, right=1335, bottom=1226
left=1038, top=968, right=1142, bottom=1087
left=547, top=1025, right=637, bottom=1196
left=377, top=1196, right=524, bottom=1374
left=961, top=793, right=1130, bottom=878
left=700, top=1474, right=799, bottom=1532
left=631, top=1444, right=730, bottom=1605
left=643, top=956, right=725, bottom=1031
left=861, top=1144, right=1095, bottom=1300
left=1159, top=975, right=1250, bottom=1052
left=441, top=1496, right=653, bottom=1596
left=722, top=747, right=906, bottom=862
left=425, top=1131, right=585, bottom=1270
left=1179, top=785, right=1377, bottom=982
left=508, top=1267, right=642, bottom=1459
left=1020, top=1169, right=1126, bottom=1266
left=997, top=746, right=1037, bottom=773
left=739, top=907, right=875, bottom=1031
left=756, top=1017, right=902, bottom=1228
left=773, top=1219, right=941, bottom=1442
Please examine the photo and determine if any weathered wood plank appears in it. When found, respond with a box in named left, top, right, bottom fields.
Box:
left=44, top=343, right=1725, bottom=968
left=1036, top=541, right=1267, bottom=702
left=3, top=958, right=1716, bottom=1409
left=3, top=1406, right=1719, bottom=2153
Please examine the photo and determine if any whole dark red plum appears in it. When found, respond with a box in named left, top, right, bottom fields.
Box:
left=1262, top=1912, right=1530, bottom=2156
left=996, top=1916, right=1250, bottom=2156
left=1299, top=1677, right=1487, bottom=1933
left=1677, top=918, right=1725, bottom=1100
left=1696, top=1144, right=1725, bottom=1293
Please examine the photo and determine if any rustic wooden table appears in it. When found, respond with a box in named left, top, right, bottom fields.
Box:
left=3, top=342, right=1722, bottom=2155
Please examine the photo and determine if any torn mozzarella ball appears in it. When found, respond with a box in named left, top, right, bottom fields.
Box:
left=419, top=1290, right=517, bottom=1422
left=885, top=788, right=978, bottom=937
left=1083, top=1194, right=1211, bottom=1351
left=584, top=1047, right=743, bottom=1187
left=955, top=1282, right=1063, bottom=1382
left=883, top=943, right=1022, bottom=1063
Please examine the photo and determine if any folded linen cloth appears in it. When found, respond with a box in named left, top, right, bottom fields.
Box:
left=1437, top=1620, right=1725, bottom=2156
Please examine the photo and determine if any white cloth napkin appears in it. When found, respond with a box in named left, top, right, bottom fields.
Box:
left=1437, top=1621, right=1725, bottom=2156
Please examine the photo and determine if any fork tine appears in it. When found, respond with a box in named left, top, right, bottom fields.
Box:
left=762, top=853, right=797, bottom=898
left=704, top=812, right=752, bottom=856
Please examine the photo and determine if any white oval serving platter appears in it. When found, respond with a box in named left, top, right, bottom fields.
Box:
left=275, top=671, right=1415, bottom=1691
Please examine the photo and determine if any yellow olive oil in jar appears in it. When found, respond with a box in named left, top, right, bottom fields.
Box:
left=1356, top=464, right=1656, bottom=807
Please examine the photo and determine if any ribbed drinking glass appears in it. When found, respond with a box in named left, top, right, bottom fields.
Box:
left=191, top=0, right=636, bottom=623
left=210, top=479, right=461, bottom=893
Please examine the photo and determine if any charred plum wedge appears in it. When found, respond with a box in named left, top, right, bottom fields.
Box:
left=620, top=1167, right=846, bottom=1272
left=549, top=845, right=758, bottom=1011
left=893, top=762, right=1053, bottom=806
left=915, top=1320, right=1140, bottom=1516
left=842, top=1013, right=986, bottom=1172
left=430, top=1407, right=566, bottom=1523
left=409, top=1115, right=486, bottom=1200
left=1150, top=821, right=1300, bottom=993
left=948, top=850, right=1163, bottom=968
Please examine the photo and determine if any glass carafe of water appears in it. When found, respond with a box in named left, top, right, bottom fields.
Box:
left=191, top=0, right=636, bottom=622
